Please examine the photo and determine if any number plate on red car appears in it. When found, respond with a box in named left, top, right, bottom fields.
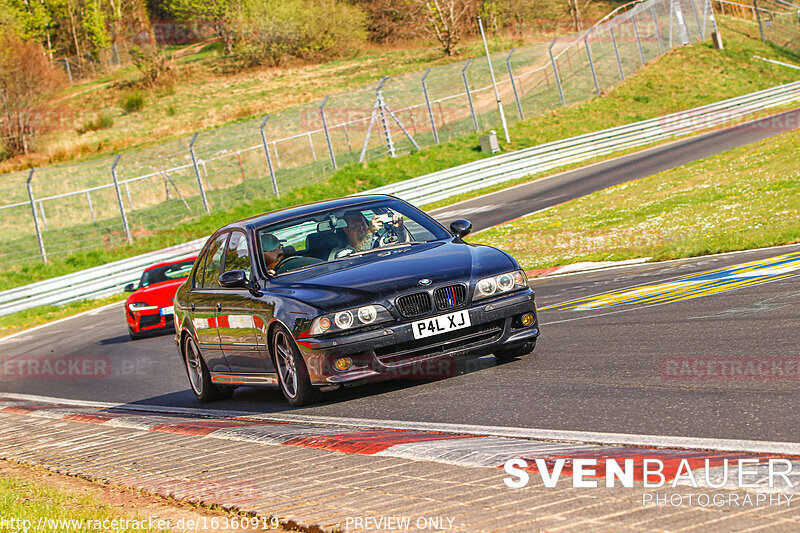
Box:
left=412, top=310, right=471, bottom=340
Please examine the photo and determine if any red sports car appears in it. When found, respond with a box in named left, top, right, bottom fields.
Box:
left=125, top=256, right=197, bottom=339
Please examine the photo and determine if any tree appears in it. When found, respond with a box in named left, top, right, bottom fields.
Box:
left=0, top=30, right=66, bottom=157
left=411, top=0, right=477, bottom=56
left=166, top=0, right=242, bottom=53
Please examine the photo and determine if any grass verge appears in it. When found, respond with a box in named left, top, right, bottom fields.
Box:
left=0, top=294, right=126, bottom=339
left=0, top=460, right=295, bottom=532
left=1, top=16, right=798, bottom=294
left=472, top=127, right=800, bottom=269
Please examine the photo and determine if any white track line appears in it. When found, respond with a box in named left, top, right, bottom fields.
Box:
left=2, top=392, right=799, bottom=456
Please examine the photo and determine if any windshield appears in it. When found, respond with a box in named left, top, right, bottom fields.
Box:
left=257, top=199, right=449, bottom=275
left=139, top=259, right=195, bottom=288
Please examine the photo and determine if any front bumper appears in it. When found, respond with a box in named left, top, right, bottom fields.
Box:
left=297, top=289, right=539, bottom=386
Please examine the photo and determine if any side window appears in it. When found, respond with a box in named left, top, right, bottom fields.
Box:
left=192, top=250, right=208, bottom=288
left=224, top=232, right=251, bottom=281
left=200, top=233, right=228, bottom=289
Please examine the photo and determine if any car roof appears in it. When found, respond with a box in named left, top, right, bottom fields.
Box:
left=144, top=255, right=198, bottom=272
left=220, top=194, right=402, bottom=233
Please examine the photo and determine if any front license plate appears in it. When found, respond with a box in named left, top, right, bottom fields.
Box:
left=160, top=306, right=174, bottom=316
left=412, top=310, right=471, bottom=340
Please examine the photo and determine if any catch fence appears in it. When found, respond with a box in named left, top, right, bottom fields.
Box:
left=0, top=0, right=715, bottom=267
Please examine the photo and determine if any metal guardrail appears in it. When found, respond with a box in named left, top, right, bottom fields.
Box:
left=0, top=237, right=207, bottom=316
left=367, top=80, right=800, bottom=206
left=1, top=81, right=798, bottom=317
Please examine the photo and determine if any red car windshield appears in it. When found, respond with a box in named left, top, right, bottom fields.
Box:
left=139, top=259, right=195, bottom=288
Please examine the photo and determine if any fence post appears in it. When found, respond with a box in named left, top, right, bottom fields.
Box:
left=319, top=95, right=337, bottom=171
left=651, top=6, right=666, bottom=54
left=506, top=50, right=524, bottom=120
left=584, top=36, right=601, bottom=95
left=26, top=169, right=47, bottom=264
left=688, top=0, right=704, bottom=40
left=307, top=132, right=317, bottom=161
left=373, top=77, right=397, bottom=158
left=38, top=202, right=47, bottom=231
left=632, top=16, right=647, bottom=64
left=111, top=155, right=132, bottom=244
left=752, top=0, right=766, bottom=41
left=63, top=58, right=73, bottom=84
left=260, top=115, right=280, bottom=198
left=610, top=28, right=626, bottom=81
left=461, top=60, right=479, bottom=131
left=548, top=40, right=566, bottom=106
left=189, top=132, right=210, bottom=214
left=421, top=68, right=440, bottom=144
left=86, top=191, right=96, bottom=223
left=478, top=16, right=510, bottom=143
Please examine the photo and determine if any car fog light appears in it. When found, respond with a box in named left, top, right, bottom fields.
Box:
left=521, top=313, right=534, bottom=326
left=334, top=311, right=354, bottom=329
left=334, top=358, right=352, bottom=371
left=358, top=305, right=377, bottom=324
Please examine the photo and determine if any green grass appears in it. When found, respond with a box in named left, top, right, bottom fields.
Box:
left=0, top=468, right=165, bottom=532
left=472, top=127, right=800, bottom=269
left=0, top=16, right=798, bottom=295
left=0, top=294, right=125, bottom=339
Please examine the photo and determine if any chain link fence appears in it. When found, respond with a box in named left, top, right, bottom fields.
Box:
left=1, top=0, right=715, bottom=267
left=754, top=0, right=800, bottom=52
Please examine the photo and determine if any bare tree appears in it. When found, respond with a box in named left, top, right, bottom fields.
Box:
left=411, top=0, right=478, bottom=56
left=0, top=31, right=66, bottom=157
left=566, top=0, right=584, bottom=32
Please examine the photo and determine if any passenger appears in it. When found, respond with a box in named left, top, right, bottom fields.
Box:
left=262, top=232, right=324, bottom=275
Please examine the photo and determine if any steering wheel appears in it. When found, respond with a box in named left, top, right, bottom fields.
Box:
left=373, top=219, right=400, bottom=248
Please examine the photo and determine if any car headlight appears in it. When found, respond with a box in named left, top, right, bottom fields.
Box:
left=128, top=302, right=158, bottom=312
left=473, top=270, right=527, bottom=301
left=310, top=304, right=392, bottom=335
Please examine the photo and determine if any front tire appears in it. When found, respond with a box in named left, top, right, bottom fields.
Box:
left=183, top=335, right=228, bottom=402
left=272, top=325, right=318, bottom=407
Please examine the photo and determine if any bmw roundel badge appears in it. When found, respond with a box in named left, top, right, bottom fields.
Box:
left=419, top=278, right=432, bottom=286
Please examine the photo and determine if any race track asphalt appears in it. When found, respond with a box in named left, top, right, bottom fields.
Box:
left=1, top=108, right=798, bottom=442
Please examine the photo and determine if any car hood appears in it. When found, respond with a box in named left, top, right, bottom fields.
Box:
left=266, top=240, right=516, bottom=310
left=128, top=278, right=186, bottom=305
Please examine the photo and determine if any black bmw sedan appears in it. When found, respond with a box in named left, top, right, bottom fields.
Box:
left=174, top=194, right=539, bottom=406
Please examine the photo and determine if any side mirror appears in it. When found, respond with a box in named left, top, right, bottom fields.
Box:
left=124, top=283, right=136, bottom=292
left=219, top=270, right=247, bottom=288
left=450, top=219, right=473, bottom=239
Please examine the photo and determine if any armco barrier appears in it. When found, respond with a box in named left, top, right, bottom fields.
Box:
left=1, top=82, right=798, bottom=317
left=367, top=80, right=800, bottom=206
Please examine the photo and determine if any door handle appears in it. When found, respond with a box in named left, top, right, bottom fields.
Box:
left=216, top=303, right=222, bottom=312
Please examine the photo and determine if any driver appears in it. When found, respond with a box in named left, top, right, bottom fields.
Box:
left=333, top=210, right=407, bottom=259
left=261, top=233, right=286, bottom=271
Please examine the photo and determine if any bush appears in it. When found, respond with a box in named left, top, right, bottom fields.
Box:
left=121, top=90, right=145, bottom=113
left=234, top=0, right=367, bottom=67
left=129, top=45, right=175, bottom=87
left=77, top=112, right=114, bottom=134
left=0, top=31, right=67, bottom=157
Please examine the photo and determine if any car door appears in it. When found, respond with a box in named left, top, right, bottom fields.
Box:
left=216, top=230, right=275, bottom=373
left=189, top=232, right=230, bottom=373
